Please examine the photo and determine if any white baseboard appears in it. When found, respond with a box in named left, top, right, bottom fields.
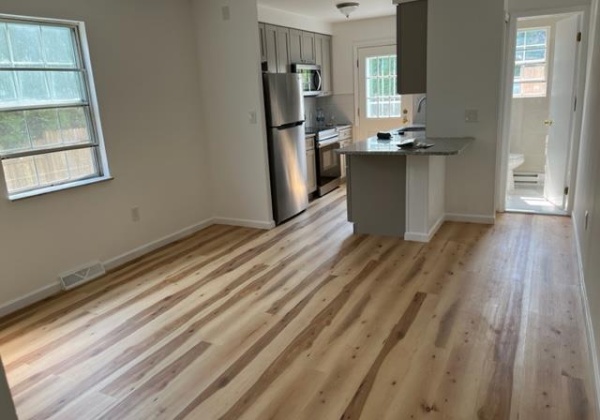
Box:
left=405, top=214, right=446, bottom=243
left=572, top=217, right=600, bottom=415
left=0, top=283, right=62, bottom=318
left=104, top=218, right=215, bottom=271
left=0, top=218, right=215, bottom=319
left=212, top=217, right=275, bottom=230
left=445, top=213, right=496, bottom=224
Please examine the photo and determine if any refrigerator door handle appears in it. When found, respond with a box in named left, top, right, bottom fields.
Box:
left=277, top=121, right=305, bottom=131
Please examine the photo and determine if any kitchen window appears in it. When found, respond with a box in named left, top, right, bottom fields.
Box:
left=365, top=54, right=402, bottom=118
left=513, top=28, right=549, bottom=98
left=0, top=15, right=109, bottom=200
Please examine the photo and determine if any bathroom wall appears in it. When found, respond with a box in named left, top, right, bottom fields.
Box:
left=509, top=16, right=561, bottom=173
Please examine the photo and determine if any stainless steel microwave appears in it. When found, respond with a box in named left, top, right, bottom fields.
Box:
left=292, top=64, right=322, bottom=97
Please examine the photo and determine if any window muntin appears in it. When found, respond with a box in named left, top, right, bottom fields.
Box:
left=0, top=17, right=107, bottom=197
left=365, top=55, right=402, bottom=119
left=513, top=28, right=549, bottom=98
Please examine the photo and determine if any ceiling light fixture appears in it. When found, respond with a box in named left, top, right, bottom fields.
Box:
left=336, top=2, right=359, bottom=18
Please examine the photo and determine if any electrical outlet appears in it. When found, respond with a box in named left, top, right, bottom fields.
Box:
left=249, top=111, right=257, bottom=125
left=465, top=109, right=479, bottom=123
left=131, top=206, right=141, bottom=222
left=221, top=6, right=231, bottom=21
left=585, top=210, right=589, bottom=230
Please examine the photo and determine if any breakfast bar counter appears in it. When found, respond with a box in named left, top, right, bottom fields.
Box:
left=336, top=135, right=473, bottom=241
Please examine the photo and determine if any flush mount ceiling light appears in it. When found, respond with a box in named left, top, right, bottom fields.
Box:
left=336, top=2, right=359, bottom=18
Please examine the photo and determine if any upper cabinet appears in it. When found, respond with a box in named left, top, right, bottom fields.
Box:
left=315, top=34, right=333, bottom=96
left=290, top=29, right=316, bottom=64
left=397, top=0, right=428, bottom=94
left=259, top=23, right=332, bottom=95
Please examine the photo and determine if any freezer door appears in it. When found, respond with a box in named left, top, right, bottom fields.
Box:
left=269, top=124, right=308, bottom=224
left=263, top=73, right=304, bottom=127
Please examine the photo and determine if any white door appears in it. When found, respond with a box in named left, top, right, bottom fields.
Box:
left=357, top=45, right=410, bottom=140
left=544, top=15, right=579, bottom=208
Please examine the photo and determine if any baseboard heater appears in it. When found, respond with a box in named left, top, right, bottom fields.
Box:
left=514, top=172, right=544, bottom=186
left=59, top=262, right=106, bottom=290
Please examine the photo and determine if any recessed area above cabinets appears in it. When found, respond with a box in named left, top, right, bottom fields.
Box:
left=259, top=23, right=333, bottom=97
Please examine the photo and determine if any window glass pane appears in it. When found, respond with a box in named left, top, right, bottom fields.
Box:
left=521, top=64, right=545, bottom=81
left=0, top=72, right=17, bottom=102
left=524, top=48, right=545, bottom=61
left=367, top=78, right=378, bottom=97
left=514, top=65, right=522, bottom=78
left=2, top=147, right=98, bottom=193
left=513, top=83, right=522, bottom=96
left=8, top=24, right=43, bottom=66
left=0, top=24, right=11, bottom=64
left=525, top=29, right=547, bottom=46
left=41, top=26, right=76, bottom=67
left=516, top=31, right=525, bottom=47
left=521, top=81, right=547, bottom=96
left=391, top=101, right=401, bottom=117
left=1, top=70, right=86, bottom=108
left=367, top=100, right=378, bottom=118
left=26, top=108, right=61, bottom=148
left=379, top=57, right=389, bottom=76
left=515, top=50, right=524, bottom=61
left=58, top=107, right=91, bottom=144
left=0, top=110, right=29, bottom=152
left=379, top=101, right=390, bottom=118
left=367, top=58, right=378, bottom=77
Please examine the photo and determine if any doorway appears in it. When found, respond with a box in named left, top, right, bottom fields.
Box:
left=356, top=45, right=412, bottom=140
left=501, top=12, right=585, bottom=215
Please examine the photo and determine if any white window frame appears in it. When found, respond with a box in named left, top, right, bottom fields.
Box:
left=0, top=13, right=110, bottom=201
left=513, top=26, right=550, bottom=98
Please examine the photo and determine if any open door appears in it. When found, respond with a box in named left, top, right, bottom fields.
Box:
left=544, top=14, right=579, bottom=208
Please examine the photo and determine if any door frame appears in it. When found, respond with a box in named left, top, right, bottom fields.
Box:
left=496, top=6, right=589, bottom=213
left=352, top=38, right=396, bottom=138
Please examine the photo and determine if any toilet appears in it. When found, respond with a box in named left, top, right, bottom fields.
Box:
left=507, top=153, right=525, bottom=192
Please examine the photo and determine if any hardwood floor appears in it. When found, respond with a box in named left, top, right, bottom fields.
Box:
left=0, top=187, right=595, bottom=419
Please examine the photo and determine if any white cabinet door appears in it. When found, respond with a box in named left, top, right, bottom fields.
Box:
left=264, top=25, right=278, bottom=73
left=321, top=35, right=332, bottom=95
left=258, top=24, right=267, bottom=63
left=301, top=32, right=316, bottom=64
left=276, top=27, right=291, bottom=73
left=289, top=29, right=302, bottom=64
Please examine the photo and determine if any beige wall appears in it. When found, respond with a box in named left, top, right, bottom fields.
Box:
left=574, top=0, right=600, bottom=398
left=428, top=0, right=504, bottom=220
left=0, top=0, right=213, bottom=310
left=192, top=0, right=274, bottom=228
left=257, top=4, right=333, bottom=34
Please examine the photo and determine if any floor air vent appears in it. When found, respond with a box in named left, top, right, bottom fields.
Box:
left=59, top=262, right=106, bottom=290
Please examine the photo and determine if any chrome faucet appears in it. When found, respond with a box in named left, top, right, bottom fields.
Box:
left=417, top=96, right=427, bottom=113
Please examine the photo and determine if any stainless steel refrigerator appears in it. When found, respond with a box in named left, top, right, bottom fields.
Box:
left=263, top=73, right=308, bottom=225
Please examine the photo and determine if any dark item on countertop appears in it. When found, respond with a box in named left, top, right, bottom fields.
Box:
left=397, top=140, right=434, bottom=149
left=377, top=132, right=392, bottom=140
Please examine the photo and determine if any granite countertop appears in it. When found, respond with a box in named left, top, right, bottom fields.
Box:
left=336, top=134, right=474, bottom=156
left=305, top=133, right=316, bottom=138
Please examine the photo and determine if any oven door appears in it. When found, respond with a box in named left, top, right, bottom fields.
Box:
left=316, top=139, right=341, bottom=192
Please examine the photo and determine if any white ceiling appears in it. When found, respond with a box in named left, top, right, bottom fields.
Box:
left=257, top=0, right=396, bottom=23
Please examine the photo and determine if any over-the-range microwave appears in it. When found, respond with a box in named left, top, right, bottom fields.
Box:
left=292, top=64, right=322, bottom=97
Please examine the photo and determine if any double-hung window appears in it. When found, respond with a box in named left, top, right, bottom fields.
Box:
left=0, top=15, right=109, bottom=200
left=513, top=28, right=549, bottom=98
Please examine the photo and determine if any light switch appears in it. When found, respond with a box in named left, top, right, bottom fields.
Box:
left=465, top=109, right=479, bottom=123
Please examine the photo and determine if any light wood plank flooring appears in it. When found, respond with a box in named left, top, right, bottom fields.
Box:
left=0, top=187, right=595, bottom=419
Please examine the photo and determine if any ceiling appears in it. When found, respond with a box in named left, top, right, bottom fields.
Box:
left=257, top=0, right=396, bottom=23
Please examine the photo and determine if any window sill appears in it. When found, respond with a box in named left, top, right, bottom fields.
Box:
left=7, top=176, right=114, bottom=201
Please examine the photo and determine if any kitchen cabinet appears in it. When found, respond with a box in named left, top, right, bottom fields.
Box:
left=305, top=135, right=317, bottom=194
left=259, top=24, right=267, bottom=63
left=315, top=34, right=333, bottom=96
left=338, top=126, right=353, bottom=179
left=290, top=29, right=316, bottom=64
left=262, top=25, right=292, bottom=74
left=396, top=0, right=427, bottom=94
left=276, top=26, right=291, bottom=73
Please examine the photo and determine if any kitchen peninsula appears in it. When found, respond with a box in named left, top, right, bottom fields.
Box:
left=337, top=134, right=473, bottom=242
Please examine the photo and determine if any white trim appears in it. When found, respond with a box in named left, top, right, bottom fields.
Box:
left=104, top=218, right=215, bottom=271
left=0, top=283, right=62, bottom=318
left=445, top=213, right=496, bottom=224
left=212, top=217, right=276, bottom=230
left=572, top=216, right=600, bottom=415
left=404, top=213, right=445, bottom=242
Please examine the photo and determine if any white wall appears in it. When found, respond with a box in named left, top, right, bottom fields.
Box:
left=428, top=0, right=504, bottom=220
left=192, top=0, right=274, bottom=229
left=329, top=16, right=396, bottom=124
left=0, top=0, right=212, bottom=310
left=257, top=4, right=332, bottom=34
left=573, top=0, right=600, bottom=397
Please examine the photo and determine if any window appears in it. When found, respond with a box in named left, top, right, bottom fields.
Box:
left=0, top=16, right=109, bottom=199
left=513, top=28, right=549, bottom=98
left=365, top=55, right=403, bottom=118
